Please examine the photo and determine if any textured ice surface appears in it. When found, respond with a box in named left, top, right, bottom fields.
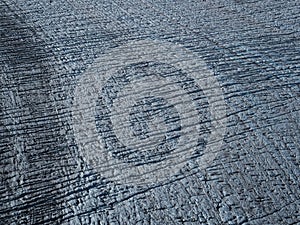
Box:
left=0, top=0, right=299, bottom=224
